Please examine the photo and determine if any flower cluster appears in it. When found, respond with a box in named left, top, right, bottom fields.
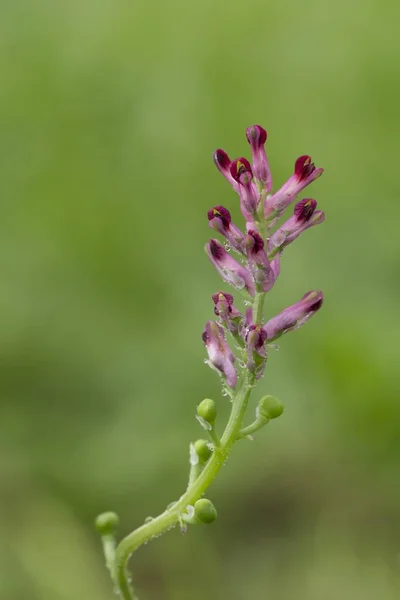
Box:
left=203, top=125, right=324, bottom=385
left=96, top=125, right=327, bottom=598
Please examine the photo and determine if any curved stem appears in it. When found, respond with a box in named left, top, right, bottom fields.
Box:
left=239, top=416, right=269, bottom=439
left=113, top=292, right=265, bottom=599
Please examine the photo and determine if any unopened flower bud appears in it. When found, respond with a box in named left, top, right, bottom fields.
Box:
left=197, top=398, right=217, bottom=426
left=95, top=512, right=120, bottom=536
left=229, top=157, right=253, bottom=182
left=230, top=157, right=259, bottom=222
left=194, top=439, right=213, bottom=463
left=207, top=205, right=245, bottom=253
left=257, top=395, right=284, bottom=420
left=194, top=498, right=217, bottom=524
left=246, top=125, right=272, bottom=192
left=213, top=148, right=239, bottom=192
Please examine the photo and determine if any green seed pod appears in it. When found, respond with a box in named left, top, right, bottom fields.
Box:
left=95, top=511, right=119, bottom=535
left=194, top=439, right=213, bottom=463
left=194, top=499, right=217, bottom=524
left=197, top=398, right=217, bottom=425
left=257, top=395, right=284, bottom=420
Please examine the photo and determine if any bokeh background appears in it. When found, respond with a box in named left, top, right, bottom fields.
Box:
left=1, top=0, right=400, bottom=598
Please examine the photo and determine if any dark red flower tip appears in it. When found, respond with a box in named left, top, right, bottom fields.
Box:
left=246, top=229, right=265, bottom=254
left=212, top=291, right=234, bottom=306
left=202, top=329, right=209, bottom=344
left=246, top=125, right=267, bottom=147
left=212, top=291, right=235, bottom=316
left=301, top=291, right=324, bottom=312
left=246, top=324, right=268, bottom=348
left=209, top=239, right=225, bottom=260
left=294, top=155, right=315, bottom=181
left=309, top=296, right=323, bottom=312
left=207, top=205, right=232, bottom=228
left=294, top=198, right=317, bottom=221
left=230, top=157, right=253, bottom=182
left=213, top=149, right=231, bottom=169
left=256, top=326, right=268, bottom=347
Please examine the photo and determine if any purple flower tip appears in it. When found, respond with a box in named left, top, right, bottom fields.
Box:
left=213, top=149, right=231, bottom=169
left=230, top=157, right=253, bottom=182
left=212, top=291, right=234, bottom=308
left=294, top=198, right=317, bottom=221
left=209, top=238, right=225, bottom=260
left=246, top=125, right=267, bottom=147
left=246, top=229, right=265, bottom=254
left=207, top=205, right=231, bottom=228
left=246, top=323, right=268, bottom=346
left=212, top=291, right=243, bottom=333
left=301, top=290, right=324, bottom=312
left=294, top=155, right=316, bottom=181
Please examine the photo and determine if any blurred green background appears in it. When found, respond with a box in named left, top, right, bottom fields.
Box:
left=1, top=0, right=400, bottom=598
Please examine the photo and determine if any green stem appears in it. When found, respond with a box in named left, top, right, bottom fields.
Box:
left=207, top=427, right=221, bottom=448
left=113, top=292, right=265, bottom=599
left=253, top=292, right=266, bottom=324
left=187, top=460, right=201, bottom=490
left=238, top=417, right=269, bottom=439
left=268, top=246, right=281, bottom=261
left=101, top=534, right=117, bottom=581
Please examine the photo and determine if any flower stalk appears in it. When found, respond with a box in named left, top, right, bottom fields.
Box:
left=96, top=125, right=325, bottom=599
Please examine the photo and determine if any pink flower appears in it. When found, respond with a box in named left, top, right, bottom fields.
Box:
left=205, top=239, right=256, bottom=296
left=245, top=230, right=276, bottom=293
left=212, top=291, right=243, bottom=336
left=213, top=149, right=239, bottom=192
left=265, top=155, right=323, bottom=219
left=246, top=125, right=272, bottom=192
left=268, top=198, right=325, bottom=254
left=243, top=308, right=268, bottom=378
left=202, top=321, right=237, bottom=387
left=207, top=205, right=245, bottom=254
left=262, top=291, right=324, bottom=341
left=230, top=158, right=259, bottom=222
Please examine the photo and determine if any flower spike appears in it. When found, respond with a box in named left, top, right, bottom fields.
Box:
left=97, top=124, right=326, bottom=597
